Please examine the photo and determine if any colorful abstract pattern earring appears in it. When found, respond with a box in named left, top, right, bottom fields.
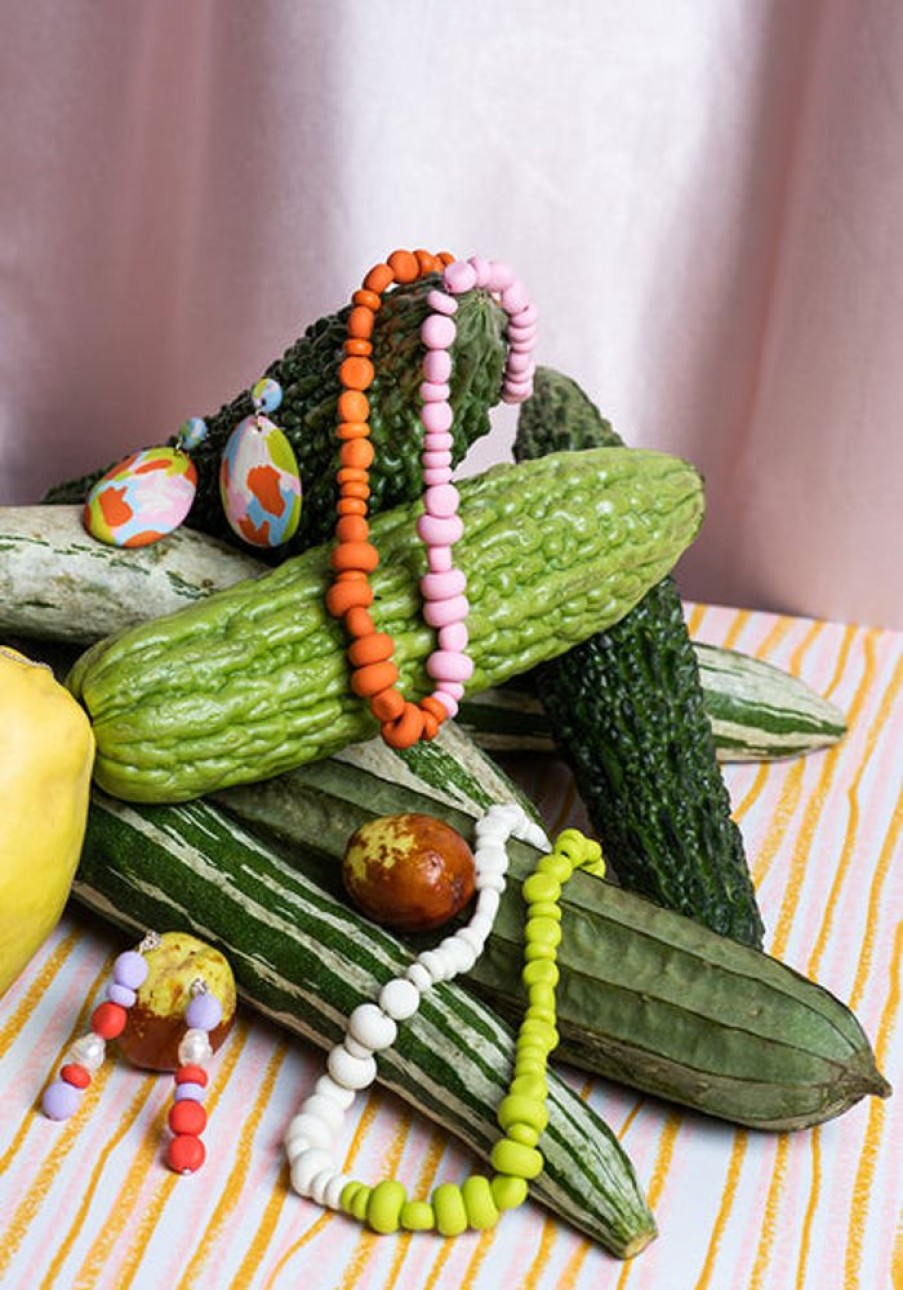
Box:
left=219, top=376, right=303, bottom=548
left=83, top=418, right=208, bottom=548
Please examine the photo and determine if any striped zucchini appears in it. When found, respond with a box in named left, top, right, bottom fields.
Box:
left=214, top=748, right=889, bottom=1132
left=73, top=790, right=656, bottom=1258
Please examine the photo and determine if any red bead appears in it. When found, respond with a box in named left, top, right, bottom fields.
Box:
left=166, top=1134, right=206, bottom=1174
left=175, top=1064, right=209, bottom=1088
left=60, top=1063, right=91, bottom=1089
left=91, top=1001, right=127, bottom=1039
left=168, top=1099, right=207, bottom=1136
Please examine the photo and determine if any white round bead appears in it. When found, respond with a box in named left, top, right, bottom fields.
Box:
left=417, top=948, right=451, bottom=983
left=454, top=925, right=486, bottom=956
left=314, top=1073, right=356, bottom=1110
left=518, top=819, right=551, bottom=850
left=476, top=871, right=506, bottom=895
left=474, top=844, right=508, bottom=877
left=441, top=936, right=477, bottom=975
left=348, top=1003, right=398, bottom=1053
left=178, top=1028, right=213, bottom=1067
left=379, top=977, right=421, bottom=1021
left=309, top=1167, right=339, bottom=1207
left=284, top=1134, right=313, bottom=1165
left=298, top=1093, right=347, bottom=1134
left=67, top=1033, right=106, bottom=1071
left=405, top=962, right=432, bottom=993
left=343, top=1034, right=373, bottom=1061
left=285, top=1112, right=335, bottom=1151
left=324, top=1172, right=351, bottom=1211
left=327, top=1044, right=377, bottom=1091
left=291, top=1147, right=335, bottom=1197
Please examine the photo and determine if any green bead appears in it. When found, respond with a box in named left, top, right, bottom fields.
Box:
left=510, top=1074, right=546, bottom=1100
left=461, top=1174, right=500, bottom=1230
left=522, top=872, right=561, bottom=905
left=528, top=983, right=557, bottom=1017
left=367, top=1179, right=407, bottom=1234
left=525, top=916, right=561, bottom=948
left=527, top=900, right=562, bottom=922
left=524, top=1003, right=556, bottom=1029
left=497, top=1093, right=549, bottom=1134
left=537, top=852, right=572, bottom=882
left=524, top=941, right=556, bottom=962
left=520, top=1018, right=556, bottom=1047
left=433, top=1182, right=469, bottom=1236
left=491, top=1173, right=529, bottom=1211
left=514, top=1053, right=546, bottom=1079
left=508, top=1122, right=541, bottom=1148
left=490, top=1137, right=544, bottom=1180
left=350, top=1184, right=372, bottom=1222
left=554, top=828, right=593, bottom=862
left=400, top=1199, right=435, bottom=1231
left=340, top=1180, right=364, bottom=1215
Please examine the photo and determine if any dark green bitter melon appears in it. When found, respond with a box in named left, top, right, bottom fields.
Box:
left=515, top=368, right=765, bottom=947
left=45, top=278, right=509, bottom=560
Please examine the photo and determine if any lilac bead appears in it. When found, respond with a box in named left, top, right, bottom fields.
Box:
left=421, top=568, right=467, bottom=601
left=423, top=430, right=454, bottom=451
left=422, top=467, right=452, bottom=486
left=422, top=349, right=452, bottom=383
left=106, top=982, right=137, bottom=1008
left=443, top=260, right=477, bottom=294
left=174, top=1081, right=207, bottom=1103
left=438, top=621, right=469, bottom=651
left=421, top=400, right=454, bottom=434
left=487, top=260, right=516, bottom=292
left=422, top=450, right=452, bottom=470
left=42, top=1080, right=81, bottom=1121
left=186, top=991, right=223, bottom=1032
left=423, top=595, right=470, bottom=629
left=426, top=289, right=458, bottom=316
left=427, top=546, right=453, bottom=572
left=421, top=314, right=456, bottom=350
left=426, top=650, right=474, bottom=683
left=417, top=513, right=464, bottom=546
left=113, top=950, right=148, bottom=990
left=434, top=689, right=459, bottom=719
left=423, top=484, right=460, bottom=518
left=420, top=381, right=451, bottom=403
left=467, top=256, right=491, bottom=287
left=501, top=280, right=530, bottom=315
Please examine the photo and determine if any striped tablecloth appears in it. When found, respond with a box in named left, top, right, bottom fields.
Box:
left=0, top=604, right=899, bottom=1289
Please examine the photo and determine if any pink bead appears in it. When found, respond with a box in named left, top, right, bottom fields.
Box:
left=417, top=513, right=464, bottom=546
left=443, top=260, right=477, bottom=294
left=506, top=350, right=534, bottom=374
left=424, top=484, right=460, bottom=518
left=420, top=381, right=451, bottom=403
left=439, top=680, right=466, bottom=701
left=424, top=594, right=470, bottom=628
left=422, top=467, right=453, bottom=486
left=426, top=649, right=474, bottom=682
left=422, top=450, right=453, bottom=469
left=501, top=281, right=530, bottom=315
left=421, top=401, right=454, bottom=434
left=514, top=302, right=539, bottom=327
left=427, top=546, right=453, bottom=572
left=467, top=256, right=491, bottom=288
left=427, top=289, right=458, bottom=316
left=508, top=321, right=538, bottom=344
left=487, top=261, right=516, bottom=292
left=421, top=314, right=456, bottom=350
left=423, top=430, right=454, bottom=451
left=502, top=380, right=534, bottom=404
left=433, top=689, right=459, bottom=719
left=423, top=350, right=452, bottom=383
left=421, top=568, right=467, bottom=601
left=439, top=621, right=469, bottom=651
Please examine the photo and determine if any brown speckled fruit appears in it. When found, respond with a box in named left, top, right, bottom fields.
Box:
left=118, top=931, right=236, bottom=1071
left=342, top=813, right=476, bottom=933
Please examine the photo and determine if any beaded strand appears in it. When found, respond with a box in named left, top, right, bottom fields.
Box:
left=326, top=250, right=538, bottom=750
left=165, top=978, right=223, bottom=1174
left=285, top=808, right=605, bottom=1236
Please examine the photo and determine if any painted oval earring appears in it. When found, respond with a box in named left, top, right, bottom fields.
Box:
left=219, top=377, right=303, bottom=549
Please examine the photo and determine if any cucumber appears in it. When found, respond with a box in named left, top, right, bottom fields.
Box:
left=515, top=369, right=764, bottom=946
left=73, top=789, right=656, bottom=1259
left=66, top=446, right=704, bottom=803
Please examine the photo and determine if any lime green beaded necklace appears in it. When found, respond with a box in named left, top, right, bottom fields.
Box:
left=289, top=819, right=605, bottom=1237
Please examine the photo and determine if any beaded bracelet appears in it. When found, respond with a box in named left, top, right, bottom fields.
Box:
left=285, top=806, right=605, bottom=1237
left=326, top=250, right=539, bottom=751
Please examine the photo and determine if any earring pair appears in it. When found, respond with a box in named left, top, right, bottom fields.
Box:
left=83, top=374, right=302, bottom=551
left=40, top=931, right=224, bottom=1175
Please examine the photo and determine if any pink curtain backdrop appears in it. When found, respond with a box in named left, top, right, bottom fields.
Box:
left=1, top=1, right=900, bottom=628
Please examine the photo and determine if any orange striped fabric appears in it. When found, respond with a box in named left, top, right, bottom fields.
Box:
left=0, top=604, right=898, bottom=1289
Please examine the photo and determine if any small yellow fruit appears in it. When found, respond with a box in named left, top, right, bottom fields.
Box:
left=0, top=646, right=95, bottom=998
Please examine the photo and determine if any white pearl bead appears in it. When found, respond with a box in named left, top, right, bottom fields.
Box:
left=417, top=949, right=450, bottom=983
left=349, top=1003, right=398, bottom=1052
left=291, top=1147, right=335, bottom=1197
left=475, top=815, right=510, bottom=845
left=379, top=977, right=420, bottom=1021
left=324, top=1172, right=351, bottom=1211
left=309, top=1167, right=339, bottom=1206
left=315, top=1073, right=356, bottom=1110
left=455, top=925, right=486, bottom=955
left=285, top=1112, right=334, bottom=1151
left=178, top=1028, right=213, bottom=1067
left=405, top=962, right=432, bottom=993
left=67, top=1033, right=106, bottom=1071
left=474, top=846, right=508, bottom=877
left=441, top=936, right=477, bottom=975
left=476, top=871, right=506, bottom=895
left=297, top=1093, right=346, bottom=1133
left=343, top=1034, right=373, bottom=1061
left=327, top=1044, right=377, bottom=1091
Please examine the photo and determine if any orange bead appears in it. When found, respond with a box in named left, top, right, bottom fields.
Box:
left=387, top=249, right=420, bottom=284
left=344, top=606, right=375, bottom=638
left=337, top=467, right=369, bottom=486
left=370, top=686, right=406, bottom=722
left=336, top=568, right=367, bottom=582
left=415, top=249, right=440, bottom=276
left=340, top=438, right=375, bottom=470
left=363, top=263, right=394, bottom=294
left=337, top=497, right=368, bottom=517
left=437, top=250, right=456, bottom=266
left=91, top=1001, right=127, bottom=1040
left=338, top=390, right=370, bottom=422
left=353, top=288, right=382, bottom=312
left=331, top=541, right=379, bottom=573
left=420, top=709, right=440, bottom=740
left=341, top=480, right=371, bottom=500
left=344, top=338, right=372, bottom=358
left=326, top=579, right=374, bottom=617
left=420, top=695, right=449, bottom=725
left=339, top=356, right=375, bottom=391
left=347, top=306, right=375, bottom=340
left=166, top=1134, right=205, bottom=1174
left=381, top=702, right=425, bottom=749
left=337, top=421, right=370, bottom=441
left=348, top=632, right=395, bottom=667
left=168, top=1099, right=207, bottom=1136
left=352, top=660, right=400, bottom=698
left=336, top=515, right=369, bottom=544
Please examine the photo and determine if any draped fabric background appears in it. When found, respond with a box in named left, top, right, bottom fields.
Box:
left=1, top=0, right=900, bottom=628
